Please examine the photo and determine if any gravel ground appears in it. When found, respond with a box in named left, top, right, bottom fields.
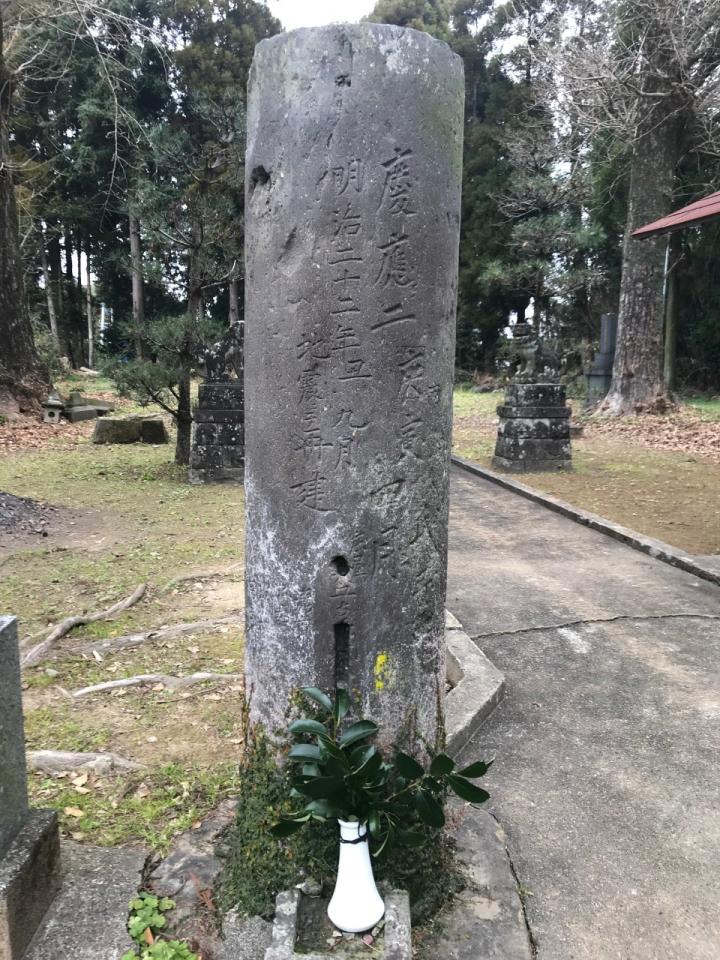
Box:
left=0, top=492, right=57, bottom=540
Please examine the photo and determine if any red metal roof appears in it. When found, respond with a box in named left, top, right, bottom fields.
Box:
left=633, top=189, right=720, bottom=238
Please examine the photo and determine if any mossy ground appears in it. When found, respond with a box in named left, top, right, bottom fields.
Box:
left=452, top=386, right=720, bottom=555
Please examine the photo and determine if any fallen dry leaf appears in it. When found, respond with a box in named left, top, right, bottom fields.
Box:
left=64, top=807, right=84, bottom=819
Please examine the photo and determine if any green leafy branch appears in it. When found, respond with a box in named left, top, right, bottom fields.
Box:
left=271, top=687, right=493, bottom=857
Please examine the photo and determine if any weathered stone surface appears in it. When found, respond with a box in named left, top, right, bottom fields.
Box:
left=244, top=24, right=464, bottom=750
left=23, top=841, right=143, bottom=960
left=494, top=380, right=572, bottom=473
left=190, top=376, right=244, bottom=484
left=265, top=888, right=411, bottom=960
left=417, top=806, right=533, bottom=960
left=139, top=418, right=169, bottom=444
left=0, top=618, right=28, bottom=859
left=92, top=417, right=143, bottom=444
left=64, top=405, right=99, bottom=423
left=0, top=811, right=61, bottom=960
left=497, top=418, right=572, bottom=440
left=496, top=405, right=571, bottom=419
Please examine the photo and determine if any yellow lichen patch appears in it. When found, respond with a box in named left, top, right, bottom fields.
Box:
left=374, top=652, right=391, bottom=691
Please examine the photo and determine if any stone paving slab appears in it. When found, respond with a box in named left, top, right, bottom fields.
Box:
left=24, top=841, right=145, bottom=960
left=448, top=465, right=720, bottom=959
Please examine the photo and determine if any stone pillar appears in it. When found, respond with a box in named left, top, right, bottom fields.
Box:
left=244, top=25, right=464, bottom=752
left=0, top=617, right=60, bottom=960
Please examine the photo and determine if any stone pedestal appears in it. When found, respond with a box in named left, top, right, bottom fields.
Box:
left=493, top=383, right=572, bottom=473
left=189, top=380, right=245, bottom=484
left=0, top=617, right=60, bottom=960
left=585, top=311, right=617, bottom=402
left=244, top=24, right=464, bottom=751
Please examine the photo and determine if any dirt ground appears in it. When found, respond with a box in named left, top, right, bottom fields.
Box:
left=452, top=388, right=720, bottom=556
left=0, top=382, right=246, bottom=851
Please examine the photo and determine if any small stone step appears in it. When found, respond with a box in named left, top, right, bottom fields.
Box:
left=24, top=841, right=145, bottom=960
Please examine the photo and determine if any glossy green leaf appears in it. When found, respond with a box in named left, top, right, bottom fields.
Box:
left=288, top=743, right=322, bottom=762
left=430, top=753, right=455, bottom=777
left=368, top=810, right=382, bottom=837
left=270, top=817, right=306, bottom=838
left=289, top=718, right=328, bottom=738
left=457, top=759, right=493, bottom=779
left=395, top=751, right=424, bottom=780
left=338, top=719, right=378, bottom=748
left=415, top=789, right=445, bottom=828
left=397, top=829, right=426, bottom=848
left=301, top=687, right=333, bottom=712
left=415, top=790, right=444, bottom=827
left=334, top=688, right=350, bottom=723
left=294, top=776, right=345, bottom=799
left=447, top=775, right=490, bottom=805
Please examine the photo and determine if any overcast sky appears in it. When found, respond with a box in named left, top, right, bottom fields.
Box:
left=267, top=0, right=377, bottom=30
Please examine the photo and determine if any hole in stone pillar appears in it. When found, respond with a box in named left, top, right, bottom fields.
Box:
left=331, top=555, right=350, bottom=576
left=335, top=74, right=351, bottom=87
left=334, top=622, right=350, bottom=689
left=250, top=165, right=271, bottom=193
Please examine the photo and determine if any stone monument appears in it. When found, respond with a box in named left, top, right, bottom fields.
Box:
left=493, top=322, right=572, bottom=472
left=189, top=323, right=245, bottom=484
left=243, top=24, right=464, bottom=753
left=0, top=617, right=60, bottom=959
left=585, top=311, right=617, bottom=402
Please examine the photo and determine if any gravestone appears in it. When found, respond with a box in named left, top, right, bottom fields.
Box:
left=244, top=24, right=464, bottom=752
left=189, top=324, right=245, bottom=484
left=493, top=323, right=572, bottom=472
left=585, top=311, right=617, bottom=402
left=0, top=617, right=60, bottom=959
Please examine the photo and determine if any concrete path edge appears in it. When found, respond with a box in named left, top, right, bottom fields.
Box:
left=452, top=454, right=720, bottom=588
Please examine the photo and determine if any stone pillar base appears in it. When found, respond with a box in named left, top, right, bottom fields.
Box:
left=189, top=381, right=245, bottom=485
left=0, top=810, right=61, bottom=960
left=493, top=382, right=572, bottom=473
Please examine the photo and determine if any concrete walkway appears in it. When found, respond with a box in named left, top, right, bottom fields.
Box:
left=447, top=466, right=720, bottom=960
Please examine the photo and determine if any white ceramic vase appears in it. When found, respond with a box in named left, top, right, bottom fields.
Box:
left=327, top=820, right=385, bottom=933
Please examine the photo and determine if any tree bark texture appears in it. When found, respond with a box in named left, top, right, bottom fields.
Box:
left=663, top=230, right=681, bottom=393
left=85, top=246, right=94, bottom=368
left=228, top=278, right=240, bottom=326
left=129, top=212, right=146, bottom=360
left=600, top=60, right=683, bottom=415
left=0, top=16, right=49, bottom=410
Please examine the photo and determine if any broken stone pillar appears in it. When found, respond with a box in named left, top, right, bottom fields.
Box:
left=0, top=617, right=60, bottom=960
left=244, top=25, right=464, bottom=752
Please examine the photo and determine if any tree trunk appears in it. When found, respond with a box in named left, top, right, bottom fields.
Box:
left=40, top=231, right=61, bottom=354
left=175, top=367, right=192, bottom=466
left=0, top=15, right=49, bottom=411
left=129, top=212, right=146, bottom=359
left=663, top=230, right=681, bottom=394
left=599, top=101, right=681, bottom=414
left=228, top=278, right=240, bottom=326
left=85, top=245, right=94, bottom=368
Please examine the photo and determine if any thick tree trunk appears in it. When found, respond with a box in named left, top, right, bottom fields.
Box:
left=0, top=16, right=49, bottom=411
left=40, top=232, right=61, bottom=354
left=85, top=246, right=94, bottom=368
left=175, top=368, right=192, bottom=466
left=129, top=212, right=146, bottom=360
left=599, top=108, right=681, bottom=415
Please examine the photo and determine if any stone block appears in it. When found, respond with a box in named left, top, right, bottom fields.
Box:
left=0, top=811, right=61, bottom=960
left=492, top=455, right=571, bottom=473
left=194, top=408, right=245, bottom=425
left=92, top=418, right=142, bottom=444
left=140, top=419, right=169, bottom=444
left=494, top=437, right=571, bottom=461
left=64, top=405, right=99, bottom=423
left=198, top=382, right=244, bottom=409
left=0, top=619, right=28, bottom=858
left=496, top=404, right=570, bottom=420
left=194, top=423, right=218, bottom=446
left=217, top=423, right=244, bottom=446
left=504, top=382, right=566, bottom=407
left=497, top=418, right=571, bottom=441
left=265, top=888, right=411, bottom=960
